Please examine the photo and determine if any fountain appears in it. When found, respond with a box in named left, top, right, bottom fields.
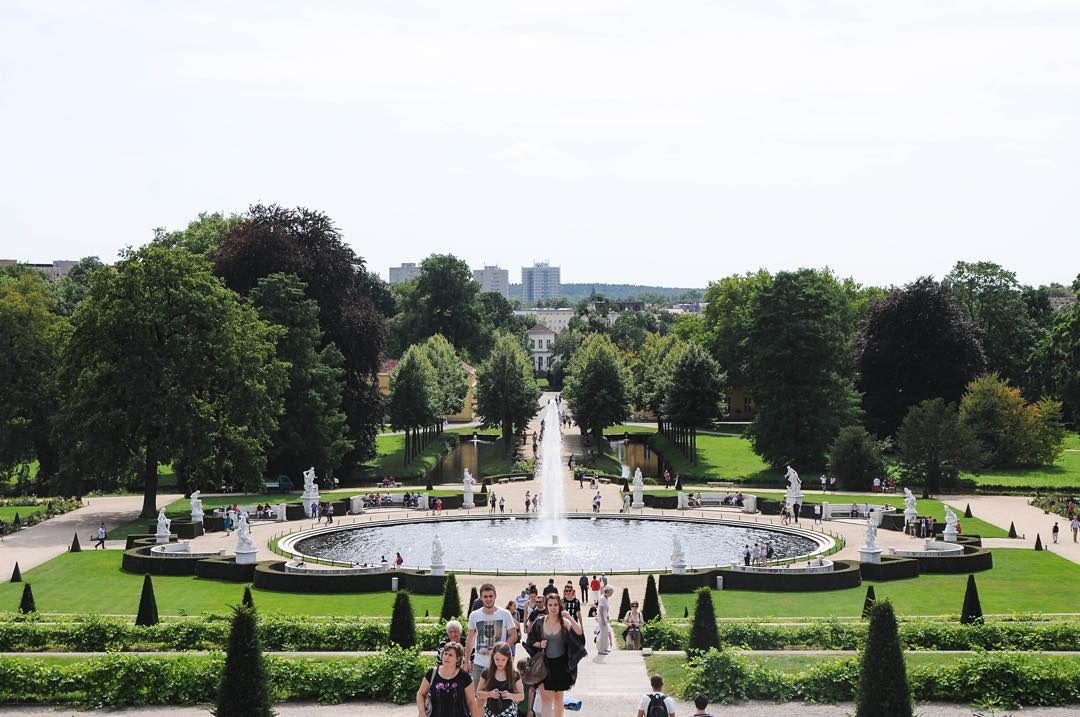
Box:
left=537, top=400, right=566, bottom=544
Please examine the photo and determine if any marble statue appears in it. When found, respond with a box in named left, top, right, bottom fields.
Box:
left=189, top=490, right=204, bottom=523
left=903, top=488, right=917, bottom=513
left=301, top=466, right=321, bottom=518
left=864, top=516, right=878, bottom=549
left=945, top=505, right=958, bottom=530
left=785, top=465, right=801, bottom=493
left=671, top=535, right=687, bottom=574
left=631, top=467, right=645, bottom=509
left=432, top=533, right=445, bottom=566
left=235, top=512, right=254, bottom=552
left=302, top=466, right=317, bottom=493
left=156, top=508, right=171, bottom=535
left=462, top=468, right=476, bottom=508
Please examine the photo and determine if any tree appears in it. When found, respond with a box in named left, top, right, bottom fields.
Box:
left=213, top=204, right=387, bottom=467
left=664, top=343, right=725, bottom=426
left=396, top=254, right=487, bottom=360
left=1030, top=298, right=1080, bottom=422
left=856, top=277, right=985, bottom=437
left=423, top=334, right=469, bottom=417
left=387, top=344, right=440, bottom=465
left=856, top=599, right=911, bottom=717
left=60, top=245, right=287, bottom=515
left=136, top=574, right=159, bottom=626
left=746, top=269, right=862, bottom=469
left=10, top=562, right=21, bottom=583
left=960, top=574, right=983, bottom=624
left=828, top=426, right=888, bottom=491
left=479, top=292, right=530, bottom=348
left=69, top=532, right=81, bottom=552
left=213, top=605, right=273, bottom=717
left=389, top=591, right=417, bottom=648
left=54, top=256, right=105, bottom=316
left=440, top=573, right=462, bottom=620
left=945, top=261, right=1042, bottom=391
left=861, top=585, right=876, bottom=619
left=0, top=271, right=69, bottom=487
left=897, top=399, right=980, bottom=498
left=958, top=374, right=1065, bottom=467
left=563, top=334, right=632, bottom=443
left=250, top=273, right=352, bottom=479
left=642, top=575, right=661, bottom=622
left=242, top=586, right=255, bottom=610
left=468, top=586, right=479, bottom=611
left=702, top=270, right=772, bottom=387
left=618, top=587, right=632, bottom=621
left=629, top=333, right=687, bottom=417
left=475, top=334, right=540, bottom=450
left=688, top=587, right=720, bottom=656
left=19, top=583, right=35, bottom=614
left=154, top=211, right=243, bottom=256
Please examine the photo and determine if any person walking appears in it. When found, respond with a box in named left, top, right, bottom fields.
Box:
left=525, top=593, right=585, bottom=717
left=1052, top=521, right=1060, bottom=544
left=416, top=641, right=479, bottom=717
left=589, top=575, right=601, bottom=603
left=636, top=674, right=677, bottom=717
left=623, top=600, right=644, bottom=650
left=1071, top=515, right=1080, bottom=543
left=94, top=523, right=107, bottom=549
left=489, top=491, right=497, bottom=514
left=464, top=584, right=519, bottom=690
left=596, top=585, right=614, bottom=655
left=476, top=642, right=523, bottom=717
left=578, top=572, right=589, bottom=600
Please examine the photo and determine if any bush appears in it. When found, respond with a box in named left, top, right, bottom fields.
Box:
left=640, top=621, right=687, bottom=650
left=681, top=648, right=750, bottom=703
left=828, top=426, right=888, bottom=490
left=389, top=592, right=416, bottom=648
left=136, top=575, right=159, bottom=627
left=960, top=574, right=983, bottom=625
left=10, top=562, right=21, bottom=583
left=861, top=585, right=876, bottom=619
left=618, top=587, right=631, bottom=621
left=242, top=586, right=255, bottom=609
left=642, top=575, right=661, bottom=622
left=19, top=584, right=35, bottom=614
left=213, top=605, right=272, bottom=717
left=440, top=573, right=461, bottom=620
left=959, top=374, right=1065, bottom=467
left=468, top=586, right=478, bottom=611
left=688, top=587, right=719, bottom=656
left=856, top=599, right=911, bottom=717
left=70, top=532, right=81, bottom=552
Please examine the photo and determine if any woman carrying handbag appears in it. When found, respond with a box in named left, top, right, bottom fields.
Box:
left=416, top=641, right=480, bottom=717
left=524, top=594, right=586, bottom=717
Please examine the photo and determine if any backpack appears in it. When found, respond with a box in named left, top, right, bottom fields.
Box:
left=645, top=692, right=668, bottom=717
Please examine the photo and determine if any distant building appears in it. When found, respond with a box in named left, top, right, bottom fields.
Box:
left=521, top=262, right=561, bottom=303
left=472, top=265, right=509, bottom=297
left=526, top=324, right=557, bottom=374
left=0, top=259, right=77, bottom=280
left=388, top=262, right=421, bottom=284
left=513, top=307, right=576, bottom=334
left=1050, top=295, right=1077, bottom=312
left=724, top=386, right=754, bottom=420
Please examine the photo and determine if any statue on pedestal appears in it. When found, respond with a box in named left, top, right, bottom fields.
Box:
left=462, top=469, right=476, bottom=508
left=785, top=465, right=801, bottom=493
left=943, top=505, right=959, bottom=541
left=863, top=516, right=878, bottom=550
left=235, top=513, right=254, bottom=553
left=671, top=536, right=687, bottom=574
left=189, top=490, right=204, bottom=523
left=156, top=508, right=171, bottom=536
left=301, top=466, right=321, bottom=518
left=430, top=532, right=446, bottom=575
left=631, top=467, right=645, bottom=508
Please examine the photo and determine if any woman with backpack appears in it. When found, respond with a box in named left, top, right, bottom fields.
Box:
left=416, top=641, right=479, bottom=717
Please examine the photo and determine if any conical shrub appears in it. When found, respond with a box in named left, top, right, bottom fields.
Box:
left=10, top=562, right=21, bottom=583
left=440, top=573, right=462, bottom=620
left=468, top=586, right=479, bottom=611
left=963, top=504, right=973, bottom=518
left=862, top=585, right=877, bottom=619
left=683, top=606, right=689, bottom=618
left=687, top=587, right=720, bottom=656
left=70, top=532, right=81, bottom=552
left=19, top=583, right=36, bottom=614
left=1035, top=534, right=1043, bottom=551
left=12, top=512, right=20, bottom=529
left=212, top=605, right=272, bottom=717
left=856, top=599, right=911, bottom=717
left=618, top=587, right=632, bottom=621
left=135, top=574, right=159, bottom=626
left=1008, top=522, right=1017, bottom=539
left=642, top=574, right=661, bottom=622
left=242, top=586, right=255, bottom=609
left=960, top=574, right=983, bottom=625
left=389, top=591, right=416, bottom=648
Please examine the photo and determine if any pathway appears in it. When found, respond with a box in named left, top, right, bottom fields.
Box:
left=942, top=494, right=1080, bottom=565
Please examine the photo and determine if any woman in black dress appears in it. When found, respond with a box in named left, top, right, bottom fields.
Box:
left=526, top=594, right=584, bottom=717
left=416, top=641, right=480, bottom=717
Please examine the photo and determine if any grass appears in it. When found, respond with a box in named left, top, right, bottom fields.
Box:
left=659, top=548, right=1080, bottom=618
left=0, top=505, right=46, bottom=522
left=962, top=448, right=1080, bottom=489
left=357, top=427, right=505, bottom=482
left=650, top=432, right=783, bottom=484
left=0, top=551, right=442, bottom=617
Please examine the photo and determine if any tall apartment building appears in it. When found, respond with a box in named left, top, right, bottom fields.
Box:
left=388, top=262, right=421, bottom=284
left=472, top=265, right=509, bottom=297
left=0, top=259, right=77, bottom=280
left=521, top=261, right=561, bottom=303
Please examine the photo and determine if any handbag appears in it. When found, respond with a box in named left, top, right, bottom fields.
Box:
left=520, top=650, right=548, bottom=686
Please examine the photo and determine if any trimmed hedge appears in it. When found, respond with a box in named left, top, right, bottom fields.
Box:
left=194, top=557, right=256, bottom=582
left=253, top=562, right=445, bottom=594
left=680, top=648, right=1080, bottom=709
left=0, top=648, right=428, bottom=706
left=659, top=560, right=863, bottom=593
left=858, top=556, right=920, bottom=581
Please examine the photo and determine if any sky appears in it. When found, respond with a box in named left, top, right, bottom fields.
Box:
left=1, top=0, right=1078, bottom=289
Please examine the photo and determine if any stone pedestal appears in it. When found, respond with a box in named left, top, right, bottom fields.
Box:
left=235, top=549, right=258, bottom=565
left=676, top=492, right=689, bottom=510
left=418, top=494, right=430, bottom=511
left=943, top=526, right=958, bottom=542
left=302, top=492, right=320, bottom=520
left=349, top=496, right=366, bottom=515
left=785, top=489, right=804, bottom=508
left=671, top=560, right=687, bottom=575
left=155, top=532, right=170, bottom=544
left=858, top=547, right=882, bottom=564
left=631, top=485, right=644, bottom=509
left=742, top=495, right=757, bottom=513
left=821, top=502, right=831, bottom=520
left=430, top=561, right=445, bottom=576
left=462, top=491, right=475, bottom=509
left=191, top=508, right=204, bottom=525
left=276, top=503, right=287, bottom=522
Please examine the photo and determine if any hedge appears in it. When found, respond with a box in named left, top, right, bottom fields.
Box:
left=639, top=618, right=1080, bottom=652
left=0, top=648, right=428, bottom=706
left=681, top=648, right=1080, bottom=708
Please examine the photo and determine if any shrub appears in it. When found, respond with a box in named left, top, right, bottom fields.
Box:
left=70, top=532, right=81, bottom=552
left=642, top=575, right=661, bottom=622
left=960, top=574, right=983, bottom=625
left=856, top=599, right=911, bottom=717
left=213, top=605, right=272, bottom=717
left=640, top=621, right=687, bottom=650
left=389, top=591, right=416, bottom=648
left=861, top=585, right=876, bottom=619
left=1035, top=534, right=1044, bottom=551
left=618, top=587, right=631, bottom=621
left=440, top=573, right=461, bottom=620
left=688, top=588, right=719, bottom=656
left=828, top=426, right=888, bottom=490
left=959, top=374, right=1065, bottom=467
left=136, top=575, right=159, bottom=627
left=468, top=586, right=478, bottom=611
left=19, top=584, right=35, bottom=614
left=1008, top=521, right=1017, bottom=538
left=242, top=586, right=255, bottom=609
left=681, top=648, right=750, bottom=703
left=10, top=562, right=21, bottom=583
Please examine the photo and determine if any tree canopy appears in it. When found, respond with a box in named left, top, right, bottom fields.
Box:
left=663, top=342, right=725, bottom=427
left=393, top=254, right=489, bottom=360
left=897, top=398, right=980, bottom=498
left=562, top=333, right=633, bottom=441
left=475, top=334, right=540, bottom=448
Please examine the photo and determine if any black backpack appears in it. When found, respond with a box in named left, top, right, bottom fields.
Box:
left=645, top=692, right=668, bottom=717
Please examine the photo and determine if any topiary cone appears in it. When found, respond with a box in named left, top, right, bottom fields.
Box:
left=440, top=573, right=462, bottom=620
left=241, top=586, right=255, bottom=610
left=10, top=562, right=21, bottom=583
left=642, top=574, right=661, bottom=622
left=683, top=606, right=689, bottom=618
left=856, top=599, right=912, bottom=717
left=468, top=586, right=479, bottom=611
left=19, top=583, right=36, bottom=614
left=1008, top=522, right=1017, bottom=539
left=12, top=512, right=20, bottom=529
left=1034, top=534, right=1043, bottom=551
left=213, top=605, right=271, bottom=717
left=687, top=586, right=720, bottom=656
left=70, top=532, right=81, bottom=552
left=861, top=585, right=877, bottom=619
left=960, top=574, right=983, bottom=625
left=135, top=574, right=159, bottom=626
left=389, top=591, right=416, bottom=648
left=618, top=587, right=631, bottom=621
left=964, top=504, right=973, bottom=518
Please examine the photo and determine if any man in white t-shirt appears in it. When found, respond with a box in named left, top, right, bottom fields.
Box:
left=464, top=583, right=518, bottom=689
left=637, top=674, right=676, bottom=717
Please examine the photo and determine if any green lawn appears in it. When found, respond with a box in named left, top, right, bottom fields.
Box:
left=0, top=551, right=442, bottom=617
left=962, top=447, right=1080, bottom=489
left=659, top=549, right=1080, bottom=618
left=358, top=428, right=507, bottom=482
left=650, top=433, right=783, bottom=484
left=0, top=505, right=46, bottom=523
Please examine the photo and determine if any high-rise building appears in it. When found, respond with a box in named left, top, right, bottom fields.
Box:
left=388, top=262, right=421, bottom=284
left=472, top=265, right=509, bottom=297
left=0, top=259, right=77, bottom=280
left=521, top=261, right=561, bottom=303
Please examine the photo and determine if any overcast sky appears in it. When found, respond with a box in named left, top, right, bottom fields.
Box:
left=2, top=0, right=1078, bottom=289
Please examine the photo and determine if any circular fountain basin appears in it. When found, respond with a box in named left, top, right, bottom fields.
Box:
left=281, top=516, right=831, bottom=573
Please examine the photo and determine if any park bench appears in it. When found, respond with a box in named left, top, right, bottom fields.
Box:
left=497, top=474, right=531, bottom=484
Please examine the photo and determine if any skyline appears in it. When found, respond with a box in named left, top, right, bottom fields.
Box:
left=2, top=1, right=1079, bottom=289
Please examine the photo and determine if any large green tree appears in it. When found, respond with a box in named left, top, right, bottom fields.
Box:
left=897, top=398, right=981, bottom=498
left=1030, top=293, right=1080, bottom=422
left=563, top=333, right=632, bottom=442
left=386, top=345, right=440, bottom=465
left=154, top=211, right=243, bottom=256
left=212, top=204, right=386, bottom=467
left=856, top=277, right=985, bottom=437
left=250, top=273, right=352, bottom=480
left=54, top=256, right=105, bottom=317
left=395, top=254, right=488, bottom=360
left=423, top=334, right=469, bottom=417
left=958, top=373, right=1065, bottom=467
left=61, top=245, right=286, bottom=516
left=475, top=334, right=540, bottom=449
left=0, top=271, right=69, bottom=486
left=702, top=270, right=772, bottom=387
left=746, top=269, right=862, bottom=469
left=630, top=333, right=687, bottom=417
